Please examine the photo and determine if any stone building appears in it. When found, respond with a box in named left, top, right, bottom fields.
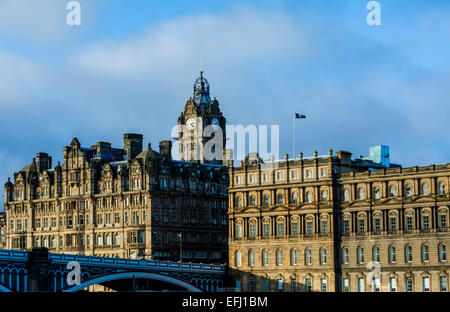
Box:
left=227, top=147, right=449, bottom=292
left=0, top=211, right=5, bottom=248
left=3, top=72, right=229, bottom=264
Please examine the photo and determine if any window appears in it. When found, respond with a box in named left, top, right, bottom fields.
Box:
left=343, top=189, right=350, bottom=201
left=306, top=221, right=313, bottom=235
left=276, top=249, right=283, bottom=266
left=292, top=222, right=298, bottom=236
left=97, top=235, right=103, bottom=246
left=321, top=190, right=327, bottom=202
left=343, top=278, right=349, bottom=292
left=320, top=248, right=327, bottom=264
left=248, top=250, right=255, bottom=267
left=276, top=278, right=283, bottom=292
left=343, top=219, right=350, bottom=234
left=358, top=188, right=365, bottom=200
left=321, top=221, right=328, bottom=234
left=374, top=277, right=381, bottom=292
left=422, top=245, right=429, bottom=262
left=249, top=224, right=256, bottom=238
left=292, top=192, right=298, bottom=204
left=374, top=218, right=381, bottom=233
left=358, top=247, right=365, bottom=264
left=321, top=278, right=327, bottom=292
left=389, top=246, right=396, bottom=263
left=320, top=168, right=327, bottom=177
left=405, top=185, right=412, bottom=197
left=263, top=173, right=269, bottom=182
left=423, top=277, right=430, bottom=292
left=277, top=172, right=283, bottom=181
left=358, top=277, right=365, bottom=292
left=305, top=169, right=312, bottom=179
left=439, top=244, right=447, bottom=262
left=305, top=278, right=312, bottom=292
left=263, top=223, right=270, bottom=237
left=277, top=222, right=284, bottom=236
left=248, top=279, right=255, bottom=292
left=291, top=170, right=297, bottom=180
left=263, top=279, right=269, bottom=292
left=390, top=217, right=397, bottom=232
left=114, top=234, right=120, bottom=245
left=277, top=194, right=283, bottom=204
left=262, top=250, right=269, bottom=266
left=263, top=195, right=269, bottom=206
left=422, top=183, right=429, bottom=196
left=305, top=249, right=312, bottom=265
left=359, top=219, right=365, bottom=233
left=343, top=248, right=349, bottom=264
left=405, top=245, right=413, bottom=262
left=291, top=278, right=297, bottom=292
left=373, top=246, right=380, bottom=262
left=390, top=277, right=397, bottom=292
left=249, top=174, right=254, bottom=183
left=439, top=182, right=446, bottom=195
left=106, top=234, right=112, bottom=245
left=374, top=187, right=380, bottom=200
left=440, top=276, right=447, bottom=292
left=249, top=196, right=256, bottom=206
left=291, top=249, right=298, bottom=265
left=236, top=280, right=241, bottom=292
left=389, top=186, right=397, bottom=197
left=235, top=251, right=241, bottom=267
left=406, top=216, right=413, bottom=231
left=306, top=191, right=312, bottom=203
left=423, top=215, right=429, bottom=230
left=236, top=196, right=242, bottom=207
left=406, top=277, right=413, bottom=292
left=236, top=225, right=243, bottom=239
left=440, top=215, right=447, bottom=229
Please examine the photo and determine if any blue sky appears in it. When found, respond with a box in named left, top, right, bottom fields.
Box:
left=0, top=0, right=449, bottom=204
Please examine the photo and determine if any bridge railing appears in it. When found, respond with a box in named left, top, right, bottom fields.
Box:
left=0, top=249, right=28, bottom=261
left=48, top=253, right=225, bottom=273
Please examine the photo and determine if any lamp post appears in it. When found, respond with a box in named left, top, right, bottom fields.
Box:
left=178, top=232, right=182, bottom=263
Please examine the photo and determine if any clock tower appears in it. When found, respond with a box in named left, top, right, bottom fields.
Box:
left=177, top=71, right=226, bottom=165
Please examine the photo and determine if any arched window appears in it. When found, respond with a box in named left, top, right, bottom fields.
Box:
left=248, top=250, right=255, bottom=267
left=114, top=233, right=120, bottom=245
left=389, top=186, right=397, bottom=197
left=263, top=194, right=269, bottom=206
left=439, top=182, right=446, bottom=195
left=43, top=237, right=49, bottom=248
left=321, top=190, right=327, bottom=203
left=292, top=192, right=298, bottom=204
left=235, top=251, right=241, bottom=267
left=50, top=236, right=56, bottom=248
left=374, top=187, right=380, bottom=200
left=236, top=196, right=242, bottom=207
left=422, top=183, right=429, bottom=196
left=405, top=245, right=413, bottom=262
left=291, top=249, right=298, bottom=265
left=306, top=191, right=313, bottom=203
left=439, top=244, right=447, bottom=262
left=277, top=194, right=283, bottom=204
left=97, top=235, right=103, bottom=246
left=373, top=246, right=380, bottom=262
left=249, top=195, right=256, bottom=206
left=262, top=250, right=269, bottom=266
left=405, top=185, right=412, bottom=197
left=106, top=234, right=112, bottom=245
left=276, top=249, right=283, bottom=266
left=358, top=188, right=365, bottom=200
left=343, top=189, right=350, bottom=201
left=342, top=248, right=349, bottom=264
left=305, top=248, right=312, bottom=265
left=357, top=247, right=364, bottom=264
left=320, top=248, right=327, bottom=264
left=422, top=245, right=429, bottom=262
left=389, top=246, right=396, bottom=263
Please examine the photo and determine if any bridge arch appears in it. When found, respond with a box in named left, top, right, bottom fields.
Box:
left=0, top=283, right=13, bottom=292
left=65, top=271, right=203, bottom=292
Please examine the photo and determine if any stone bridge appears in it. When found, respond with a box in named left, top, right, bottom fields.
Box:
left=0, top=248, right=225, bottom=292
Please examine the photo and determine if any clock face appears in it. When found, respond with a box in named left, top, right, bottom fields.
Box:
left=186, top=118, right=196, bottom=130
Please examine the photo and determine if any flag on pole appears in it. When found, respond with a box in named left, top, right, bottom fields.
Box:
left=295, top=113, right=306, bottom=119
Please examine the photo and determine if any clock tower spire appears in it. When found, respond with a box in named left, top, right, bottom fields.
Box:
left=177, top=71, right=226, bottom=165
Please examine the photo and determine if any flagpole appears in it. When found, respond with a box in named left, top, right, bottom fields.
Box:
left=293, top=114, right=295, bottom=158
